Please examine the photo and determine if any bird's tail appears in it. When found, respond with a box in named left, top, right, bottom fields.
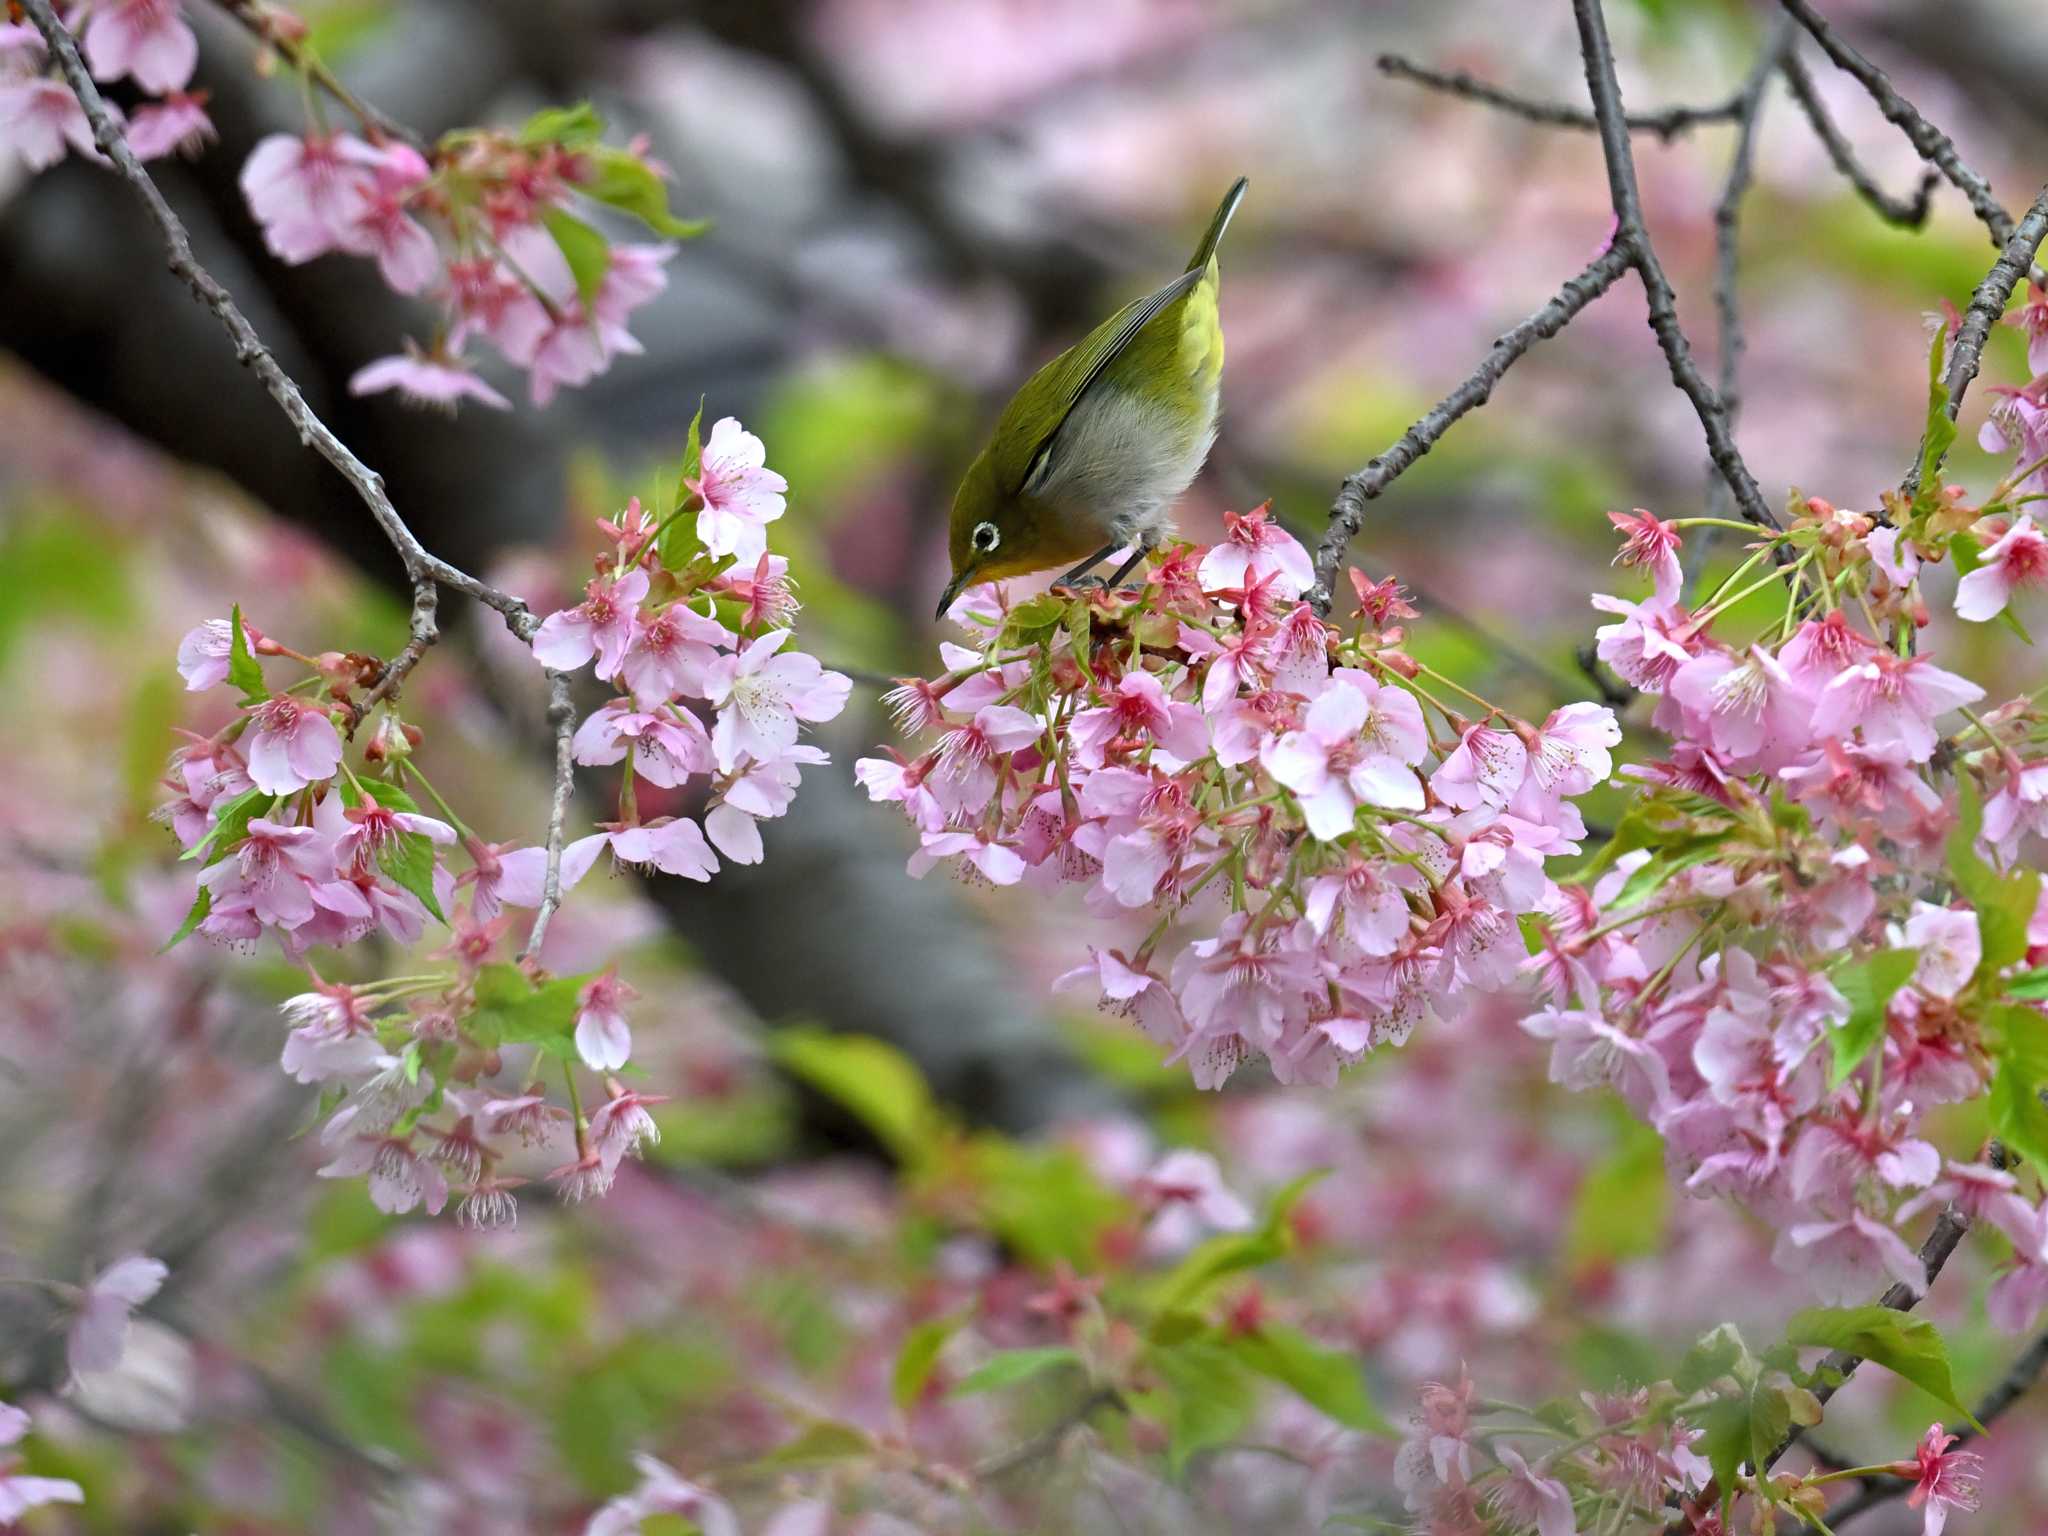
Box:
left=1185, top=175, right=1249, bottom=273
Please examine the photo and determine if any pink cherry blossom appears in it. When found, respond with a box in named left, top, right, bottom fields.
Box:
left=586, top=1454, right=739, bottom=1536
left=1608, top=506, right=1683, bottom=592
left=339, top=142, right=437, bottom=294
left=0, top=1400, right=84, bottom=1522
left=175, top=615, right=240, bottom=690
left=1955, top=514, right=2047, bottom=623
left=705, top=744, right=827, bottom=863
left=333, top=802, right=456, bottom=879
left=1979, top=384, right=2048, bottom=493
left=1810, top=652, right=1984, bottom=763
left=621, top=603, right=729, bottom=708
left=1902, top=903, right=1981, bottom=1000
left=1667, top=646, right=1813, bottom=772
left=495, top=831, right=611, bottom=908
left=571, top=698, right=715, bottom=787
left=1984, top=758, right=2048, bottom=857
left=1526, top=702, right=1621, bottom=797
left=238, top=132, right=380, bottom=264
left=82, top=0, right=196, bottom=93
left=573, top=968, right=637, bottom=1070
left=0, top=77, right=103, bottom=171
left=532, top=568, right=651, bottom=681
left=610, top=817, right=718, bottom=882
left=68, top=1253, right=167, bottom=1375
left=1591, top=570, right=1694, bottom=692
left=1068, top=670, right=1208, bottom=769
left=1486, top=1445, right=1577, bottom=1536
left=242, top=695, right=343, bottom=793
left=1197, top=505, right=1314, bottom=597
left=1262, top=681, right=1424, bottom=838
left=706, top=631, right=850, bottom=771
left=1135, top=1149, right=1253, bottom=1231
left=910, top=829, right=1026, bottom=886
left=692, top=416, right=788, bottom=562
left=1866, top=526, right=1921, bottom=590
left=318, top=1136, right=450, bottom=1216
left=1433, top=725, right=1529, bottom=813
left=349, top=350, right=510, bottom=412
left=197, top=816, right=332, bottom=929
left=1773, top=1209, right=1927, bottom=1304
left=589, top=1087, right=665, bottom=1170
left=127, top=91, right=213, bottom=159
left=1900, top=1424, right=1983, bottom=1536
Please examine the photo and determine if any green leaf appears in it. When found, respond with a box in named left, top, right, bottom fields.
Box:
left=1226, top=1325, right=1392, bottom=1435
left=377, top=828, right=446, bottom=924
left=657, top=398, right=709, bottom=571
left=1784, top=1307, right=1977, bottom=1426
left=579, top=147, right=710, bottom=238
left=179, top=787, right=274, bottom=864
left=892, top=1314, right=962, bottom=1413
left=1609, top=829, right=1732, bottom=911
left=1917, top=325, right=1959, bottom=512
left=1697, top=1393, right=1750, bottom=1508
left=541, top=207, right=609, bottom=309
left=757, top=1420, right=873, bottom=1466
left=949, top=1346, right=1080, bottom=1397
left=362, top=780, right=423, bottom=813
left=468, top=963, right=588, bottom=1057
left=1147, top=1340, right=1254, bottom=1476
left=1676, top=1323, right=1751, bottom=1395
left=2007, top=967, right=2048, bottom=1001
left=1949, top=778, right=2039, bottom=976
left=1153, top=1170, right=1327, bottom=1313
left=1829, top=949, right=1920, bottom=1088
left=159, top=885, right=210, bottom=952
left=1987, top=1006, right=2048, bottom=1170
left=518, top=102, right=604, bottom=146
left=227, top=603, right=267, bottom=703
left=768, top=1027, right=942, bottom=1162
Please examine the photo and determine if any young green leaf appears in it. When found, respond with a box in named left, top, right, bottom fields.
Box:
left=467, top=962, right=589, bottom=1057
left=578, top=148, right=710, bottom=239
left=1948, top=779, right=2040, bottom=975
left=1828, top=949, right=1919, bottom=1088
left=948, top=1346, right=1080, bottom=1397
left=227, top=603, right=267, bottom=703
left=1916, top=324, right=1958, bottom=512
left=377, top=828, right=447, bottom=924
left=1784, top=1307, right=1977, bottom=1426
left=768, top=1028, right=942, bottom=1163
left=656, top=398, right=710, bottom=572
left=178, top=787, right=274, bottom=864
left=1226, top=1325, right=1393, bottom=1435
left=158, top=885, right=211, bottom=952
left=517, top=102, right=604, bottom=146
left=1986, top=1006, right=2048, bottom=1171
left=1147, top=1340, right=1255, bottom=1477
left=1152, top=1170, right=1327, bottom=1312
left=2007, top=966, right=2048, bottom=1001
left=1675, top=1323, right=1751, bottom=1395
left=891, top=1314, right=962, bottom=1413
left=541, top=207, right=609, bottom=309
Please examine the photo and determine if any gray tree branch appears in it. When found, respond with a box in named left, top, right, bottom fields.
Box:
left=1375, top=53, right=1742, bottom=140
left=1779, top=48, right=1937, bottom=229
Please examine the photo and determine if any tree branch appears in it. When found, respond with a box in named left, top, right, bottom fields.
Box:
left=1307, top=243, right=1632, bottom=613
left=1573, top=0, right=1780, bottom=538
left=971, top=1386, right=1125, bottom=1482
left=1778, top=48, right=1937, bottom=229
left=20, top=0, right=574, bottom=963
left=1776, top=0, right=2014, bottom=248
left=1375, top=53, right=1742, bottom=140
left=1823, top=1327, right=2048, bottom=1527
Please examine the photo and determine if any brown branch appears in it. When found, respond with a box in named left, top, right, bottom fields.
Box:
left=1823, top=1327, right=2048, bottom=1527
left=1776, top=0, right=2014, bottom=249
left=518, top=669, right=578, bottom=964
left=205, top=0, right=425, bottom=151
left=1307, top=243, right=1632, bottom=612
left=1573, top=0, right=1780, bottom=539
left=19, top=0, right=573, bottom=961
left=1779, top=48, right=1937, bottom=228
left=1375, top=53, right=1742, bottom=140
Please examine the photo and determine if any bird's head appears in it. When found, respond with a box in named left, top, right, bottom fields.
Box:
left=937, top=450, right=1033, bottom=620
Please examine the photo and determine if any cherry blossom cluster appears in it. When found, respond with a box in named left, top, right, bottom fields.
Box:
left=859, top=506, right=1619, bottom=1089
left=158, top=414, right=843, bottom=1226
left=0, top=3, right=699, bottom=409
left=1, top=0, right=213, bottom=168
left=1389, top=1362, right=1981, bottom=1536
left=1518, top=485, right=2048, bottom=1317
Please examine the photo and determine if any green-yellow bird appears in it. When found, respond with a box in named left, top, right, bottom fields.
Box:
left=936, top=176, right=1248, bottom=619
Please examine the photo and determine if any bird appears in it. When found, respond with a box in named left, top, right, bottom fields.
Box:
left=935, top=176, right=1248, bottom=620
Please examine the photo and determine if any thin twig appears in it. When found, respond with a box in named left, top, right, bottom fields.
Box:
left=205, top=0, right=424, bottom=150
left=19, top=0, right=572, bottom=966
left=1779, top=48, right=1937, bottom=228
left=1573, top=0, right=1780, bottom=538
left=351, top=579, right=438, bottom=733
left=972, top=1386, right=1124, bottom=1481
left=1375, top=53, right=1742, bottom=140
left=1823, top=1327, right=2048, bottom=1527
left=1776, top=0, right=2013, bottom=248
left=1307, top=243, right=1633, bottom=612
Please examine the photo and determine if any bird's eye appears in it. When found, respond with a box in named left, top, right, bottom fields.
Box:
left=971, top=521, right=1001, bottom=553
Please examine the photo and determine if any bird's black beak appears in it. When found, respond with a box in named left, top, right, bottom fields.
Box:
left=935, top=567, right=973, bottom=623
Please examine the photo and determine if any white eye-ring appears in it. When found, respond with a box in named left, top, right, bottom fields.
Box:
left=971, top=521, right=1001, bottom=553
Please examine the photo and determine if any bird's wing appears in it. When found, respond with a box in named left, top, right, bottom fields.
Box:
left=1000, top=267, right=1205, bottom=499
